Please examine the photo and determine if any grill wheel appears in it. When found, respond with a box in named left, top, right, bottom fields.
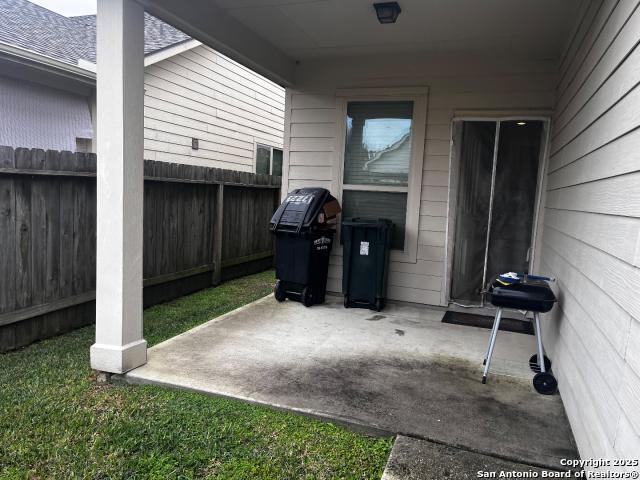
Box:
left=533, top=372, right=558, bottom=395
left=529, top=354, right=552, bottom=373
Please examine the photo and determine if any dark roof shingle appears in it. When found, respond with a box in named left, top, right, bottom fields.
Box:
left=0, top=0, right=191, bottom=66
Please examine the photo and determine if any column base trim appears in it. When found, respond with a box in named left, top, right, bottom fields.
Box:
left=90, top=339, right=147, bottom=374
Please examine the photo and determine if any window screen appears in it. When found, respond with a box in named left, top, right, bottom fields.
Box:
left=272, top=148, right=283, bottom=176
left=256, top=145, right=271, bottom=174
left=343, top=101, right=413, bottom=186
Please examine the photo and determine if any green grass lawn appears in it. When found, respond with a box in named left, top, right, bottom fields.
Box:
left=0, top=270, right=392, bottom=479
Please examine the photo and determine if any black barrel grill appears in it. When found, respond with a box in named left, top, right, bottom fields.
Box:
left=482, top=274, right=558, bottom=395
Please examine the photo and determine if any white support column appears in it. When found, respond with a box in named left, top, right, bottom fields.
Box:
left=90, top=0, right=146, bottom=374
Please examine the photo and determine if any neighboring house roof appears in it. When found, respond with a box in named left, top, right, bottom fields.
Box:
left=0, top=0, right=191, bottom=68
left=70, top=13, right=191, bottom=63
left=363, top=132, right=411, bottom=171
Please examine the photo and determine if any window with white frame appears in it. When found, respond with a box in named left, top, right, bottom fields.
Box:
left=341, top=101, right=414, bottom=250
left=255, top=144, right=283, bottom=176
left=75, top=137, right=92, bottom=153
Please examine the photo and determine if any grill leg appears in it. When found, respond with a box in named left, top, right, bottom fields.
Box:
left=483, top=316, right=495, bottom=365
left=533, top=312, right=546, bottom=373
left=482, top=308, right=502, bottom=384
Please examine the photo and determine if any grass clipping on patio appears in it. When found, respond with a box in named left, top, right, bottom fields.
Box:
left=0, top=270, right=392, bottom=479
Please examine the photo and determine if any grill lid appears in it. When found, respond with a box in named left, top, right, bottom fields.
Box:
left=488, top=277, right=557, bottom=312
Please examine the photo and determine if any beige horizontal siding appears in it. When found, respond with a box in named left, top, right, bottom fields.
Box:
left=542, top=0, right=640, bottom=462
left=284, top=56, right=557, bottom=306
left=143, top=44, right=284, bottom=171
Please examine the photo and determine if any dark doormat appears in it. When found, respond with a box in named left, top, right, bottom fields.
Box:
left=442, top=311, right=534, bottom=335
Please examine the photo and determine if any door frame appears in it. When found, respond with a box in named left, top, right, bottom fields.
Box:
left=443, top=114, right=551, bottom=308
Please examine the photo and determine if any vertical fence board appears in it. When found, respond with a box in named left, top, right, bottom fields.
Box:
left=174, top=183, right=185, bottom=273
left=59, top=175, right=75, bottom=333
left=59, top=152, right=75, bottom=295
left=73, top=177, right=92, bottom=294
left=30, top=150, right=47, bottom=308
left=169, top=184, right=180, bottom=273
left=194, top=187, right=205, bottom=268
left=44, top=150, right=61, bottom=304
left=85, top=155, right=97, bottom=291
left=0, top=147, right=16, bottom=314
left=154, top=183, right=163, bottom=276
left=14, top=150, right=32, bottom=310
left=143, top=182, right=156, bottom=279
left=212, top=185, right=224, bottom=285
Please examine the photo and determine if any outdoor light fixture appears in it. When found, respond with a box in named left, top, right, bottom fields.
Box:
left=374, top=2, right=401, bottom=24
left=517, top=121, right=527, bottom=126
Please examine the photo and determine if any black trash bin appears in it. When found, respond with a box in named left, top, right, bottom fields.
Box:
left=270, top=188, right=341, bottom=307
left=342, top=217, right=393, bottom=311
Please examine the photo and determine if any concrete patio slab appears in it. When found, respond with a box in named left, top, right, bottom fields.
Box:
left=382, top=436, right=550, bottom=480
left=125, top=295, right=578, bottom=469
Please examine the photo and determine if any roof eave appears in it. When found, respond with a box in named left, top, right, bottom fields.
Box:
left=0, top=41, right=96, bottom=84
left=144, top=38, right=201, bottom=67
left=0, top=37, right=201, bottom=85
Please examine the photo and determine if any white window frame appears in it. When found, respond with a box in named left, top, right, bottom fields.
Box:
left=334, top=87, right=428, bottom=264
left=253, top=143, right=283, bottom=175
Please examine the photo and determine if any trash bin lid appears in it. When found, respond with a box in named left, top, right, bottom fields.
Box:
left=342, top=217, right=393, bottom=229
left=270, top=187, right=338, bottom=232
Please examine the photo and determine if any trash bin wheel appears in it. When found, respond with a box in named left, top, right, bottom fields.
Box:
left=343, top=295, right=350, bottom=308
left=529, top=354, right=552, bottom=373
left=533, top=371, right=557, bottom=395
left=274, top=280, right=286, bottom=302
left=374, top=298, right=383, bottom=312
left=301, top=287, right=313, bottom=307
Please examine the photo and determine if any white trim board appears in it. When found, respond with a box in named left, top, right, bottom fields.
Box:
left=145, top=39, right=202, bottom=67
left=75, top=39, right=203, bottom=74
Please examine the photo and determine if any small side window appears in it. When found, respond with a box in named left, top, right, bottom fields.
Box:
left=256, top=145, right=283, bottom=175
left=272, top=148, right=283, bottom=176
left=256, top=144, right=271, bottom=174
left=75, top=137, right=92, bottom=153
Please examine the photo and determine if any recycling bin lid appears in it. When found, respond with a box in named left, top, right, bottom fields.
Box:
left=270, top=187, right=339, bottom=233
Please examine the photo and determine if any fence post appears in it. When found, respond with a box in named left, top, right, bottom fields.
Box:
left=212, top=184, right=224, bottom=285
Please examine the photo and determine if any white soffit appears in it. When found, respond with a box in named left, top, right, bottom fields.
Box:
left=211, top=0, right=583, bottom=60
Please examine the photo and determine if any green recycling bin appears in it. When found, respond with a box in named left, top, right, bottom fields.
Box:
left=341, top=217, right=393, bottom=311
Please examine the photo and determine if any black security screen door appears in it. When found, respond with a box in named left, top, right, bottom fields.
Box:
left=450, top=120, right=544, bottom=305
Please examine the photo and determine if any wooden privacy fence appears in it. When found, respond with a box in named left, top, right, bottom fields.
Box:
left=0, top=146, right=281, bottom=352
